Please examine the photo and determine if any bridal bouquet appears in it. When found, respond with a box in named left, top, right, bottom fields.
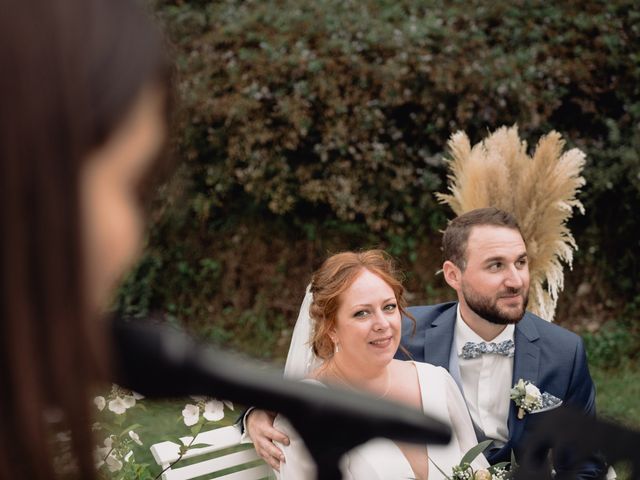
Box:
left=430, top=440, right=513, bottom=480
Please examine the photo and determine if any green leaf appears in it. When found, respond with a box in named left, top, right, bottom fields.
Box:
left=459, top=439, right=493, bottom=465
left=187, top=443, right=212, bottom=449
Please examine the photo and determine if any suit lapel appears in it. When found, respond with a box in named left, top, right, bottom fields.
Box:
left=507, top=314, right=540, bottom=451
left=423, top=304, right=457, bottom=369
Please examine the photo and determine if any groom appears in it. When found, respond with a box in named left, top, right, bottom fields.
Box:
left=246, top=207, right=605, bottom=478
left=401, top=207, right=604, bottom=478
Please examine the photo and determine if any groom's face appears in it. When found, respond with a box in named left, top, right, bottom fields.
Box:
left=458, top=225, right=530, bottom=325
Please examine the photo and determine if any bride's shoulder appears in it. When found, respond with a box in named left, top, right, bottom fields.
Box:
left=400, top=360, right=453, bottom=381
left=396, top=359, right=443, bottom=373
left=389, top=358, right=437, bottom=379
left=304, top=367, right=328, bottom=387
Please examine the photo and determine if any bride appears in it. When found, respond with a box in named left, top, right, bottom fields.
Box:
left=271, top=250, right=488, bottom=479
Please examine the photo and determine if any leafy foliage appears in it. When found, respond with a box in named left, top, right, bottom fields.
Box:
left=118, top=0, right=640, bottom=354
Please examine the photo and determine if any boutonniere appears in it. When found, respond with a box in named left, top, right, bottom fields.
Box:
left=510, top=379, right=563, bottom=419
left=510, top=379, right=543, bottom=419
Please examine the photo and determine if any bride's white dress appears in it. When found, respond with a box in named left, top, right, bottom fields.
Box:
left=274, top=361, right=488, bottom=479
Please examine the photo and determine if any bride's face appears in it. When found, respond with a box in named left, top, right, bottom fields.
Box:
left=332, top=269, right=401, bottom=368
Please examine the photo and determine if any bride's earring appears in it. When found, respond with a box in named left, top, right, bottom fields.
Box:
left=334, top=341, right=340, bottom=354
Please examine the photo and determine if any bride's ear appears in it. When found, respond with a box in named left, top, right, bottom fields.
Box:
left=328, top=330, right=338, bottom=344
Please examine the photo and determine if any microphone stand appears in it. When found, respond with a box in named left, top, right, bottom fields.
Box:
left=111, top=318, right=451, bottom=480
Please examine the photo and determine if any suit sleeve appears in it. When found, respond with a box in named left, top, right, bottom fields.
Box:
left=552, top=338, right=606, bottom=479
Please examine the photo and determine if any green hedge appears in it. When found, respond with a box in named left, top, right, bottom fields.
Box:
left=117, top=1, right=640, bottom=355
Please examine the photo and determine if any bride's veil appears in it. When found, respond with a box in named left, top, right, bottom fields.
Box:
left=283, top=284, right=322, bottom=379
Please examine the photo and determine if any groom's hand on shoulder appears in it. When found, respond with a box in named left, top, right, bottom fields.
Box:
left=247, top=409, right=289, bottom=470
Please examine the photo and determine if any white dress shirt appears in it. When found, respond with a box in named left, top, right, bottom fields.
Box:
left=454, top=305, right=514, bottom=445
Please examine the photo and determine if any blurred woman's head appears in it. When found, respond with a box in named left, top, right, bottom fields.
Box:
left=309, top=250, right=412, bottom=369
left=0, top=0, right=172, bottom=477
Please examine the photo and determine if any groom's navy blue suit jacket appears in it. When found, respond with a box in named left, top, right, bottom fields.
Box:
left=397, top=302, right=605, bottom=479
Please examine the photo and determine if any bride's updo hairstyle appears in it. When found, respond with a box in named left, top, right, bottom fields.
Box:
left=309, top=250, right=414, bottom=360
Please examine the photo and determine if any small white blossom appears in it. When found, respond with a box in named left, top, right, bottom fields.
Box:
left=122, top=395, right=136, bottom=409
left=94, top=436, right=116, bottom=469
left=182, top=404, right=200, bottom=426
left=105, top=454, right=123, bottom=472
left=128, top=430, right=143, bottom=446
left=126, top=430, right=142, bottom=446
left=103, top=436, right=114, bottom=449
left=203, top=400, right=224, bottom=422
left=124, top=451, right=134, bottom=462
left=131, top=392, right=144, bottom=400
left=108, top=396, right=130, bottom=415
left=56, top=431, right=71, bottom=442
left=223, top=400, right=234, bottom=411
left=94, top=396, right=106, bottom=411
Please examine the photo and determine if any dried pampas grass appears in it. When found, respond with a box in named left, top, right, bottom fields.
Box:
left=436, top=125, right=585, bottom=321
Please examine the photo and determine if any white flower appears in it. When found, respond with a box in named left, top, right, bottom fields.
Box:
left=182, top=404, right=200, bottom=426
left=128, top=430, right=143, bottom=446
left=94, top=436, right=116, bottom=469
left=122, top=395, right=136, bottom=409
left=131, top=391, right=144, bottom=400
left=524, top=383, right=541, bottom=404
left=105, top=453, right=123, bottom=472
left=108, top=396, right=130, bottom=415
left=104, top=436, right=114, bottom=449
left=124, top=451, right=134, bottom=462
left=94, top=396, right=106, bottom=411
left=203, top=399, right=224, bottom=422
left=223, top=400, right=234, bottom=411
left=474, top=469, right=492, bottom=480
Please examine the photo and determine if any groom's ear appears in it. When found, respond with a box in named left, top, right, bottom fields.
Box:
left=442, top=260, right=462, bottom=290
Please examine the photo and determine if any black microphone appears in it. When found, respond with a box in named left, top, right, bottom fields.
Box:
left=110, top=318, right=451, bottom=480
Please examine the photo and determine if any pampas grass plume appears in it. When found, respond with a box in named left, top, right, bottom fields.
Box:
left=436, top=125, right=585, bottom=321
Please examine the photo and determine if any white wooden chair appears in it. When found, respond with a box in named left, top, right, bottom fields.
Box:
left=150, top=424, right=274, bottom=480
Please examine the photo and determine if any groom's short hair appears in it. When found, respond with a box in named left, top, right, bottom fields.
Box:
left=443, top=207, right=522, bottom=270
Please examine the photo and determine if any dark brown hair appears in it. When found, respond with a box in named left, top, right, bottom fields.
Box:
left=309, top=250, right=414, bottom=360
left=442, top=207, right=522, bottom=269
left=0, top=0, right=171, bottom=478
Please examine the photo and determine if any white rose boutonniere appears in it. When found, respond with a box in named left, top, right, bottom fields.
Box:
left=510, top=379, right=543, bottom=419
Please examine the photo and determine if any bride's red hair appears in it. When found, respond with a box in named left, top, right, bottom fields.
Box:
left=309, top=250, right=415, bottom=360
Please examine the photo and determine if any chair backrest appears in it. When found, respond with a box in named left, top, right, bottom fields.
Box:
left=150, top=424, right=274, bottom=480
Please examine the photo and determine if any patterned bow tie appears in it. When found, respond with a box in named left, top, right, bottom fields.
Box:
left=460, top=339, right=515, bottom=360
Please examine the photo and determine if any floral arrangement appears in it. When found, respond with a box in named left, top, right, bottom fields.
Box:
left=510, top=379, right=543, bottom=419
left=430, top=440, right=513, bottom=480
left=87, top=384, right=233, bottom=479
